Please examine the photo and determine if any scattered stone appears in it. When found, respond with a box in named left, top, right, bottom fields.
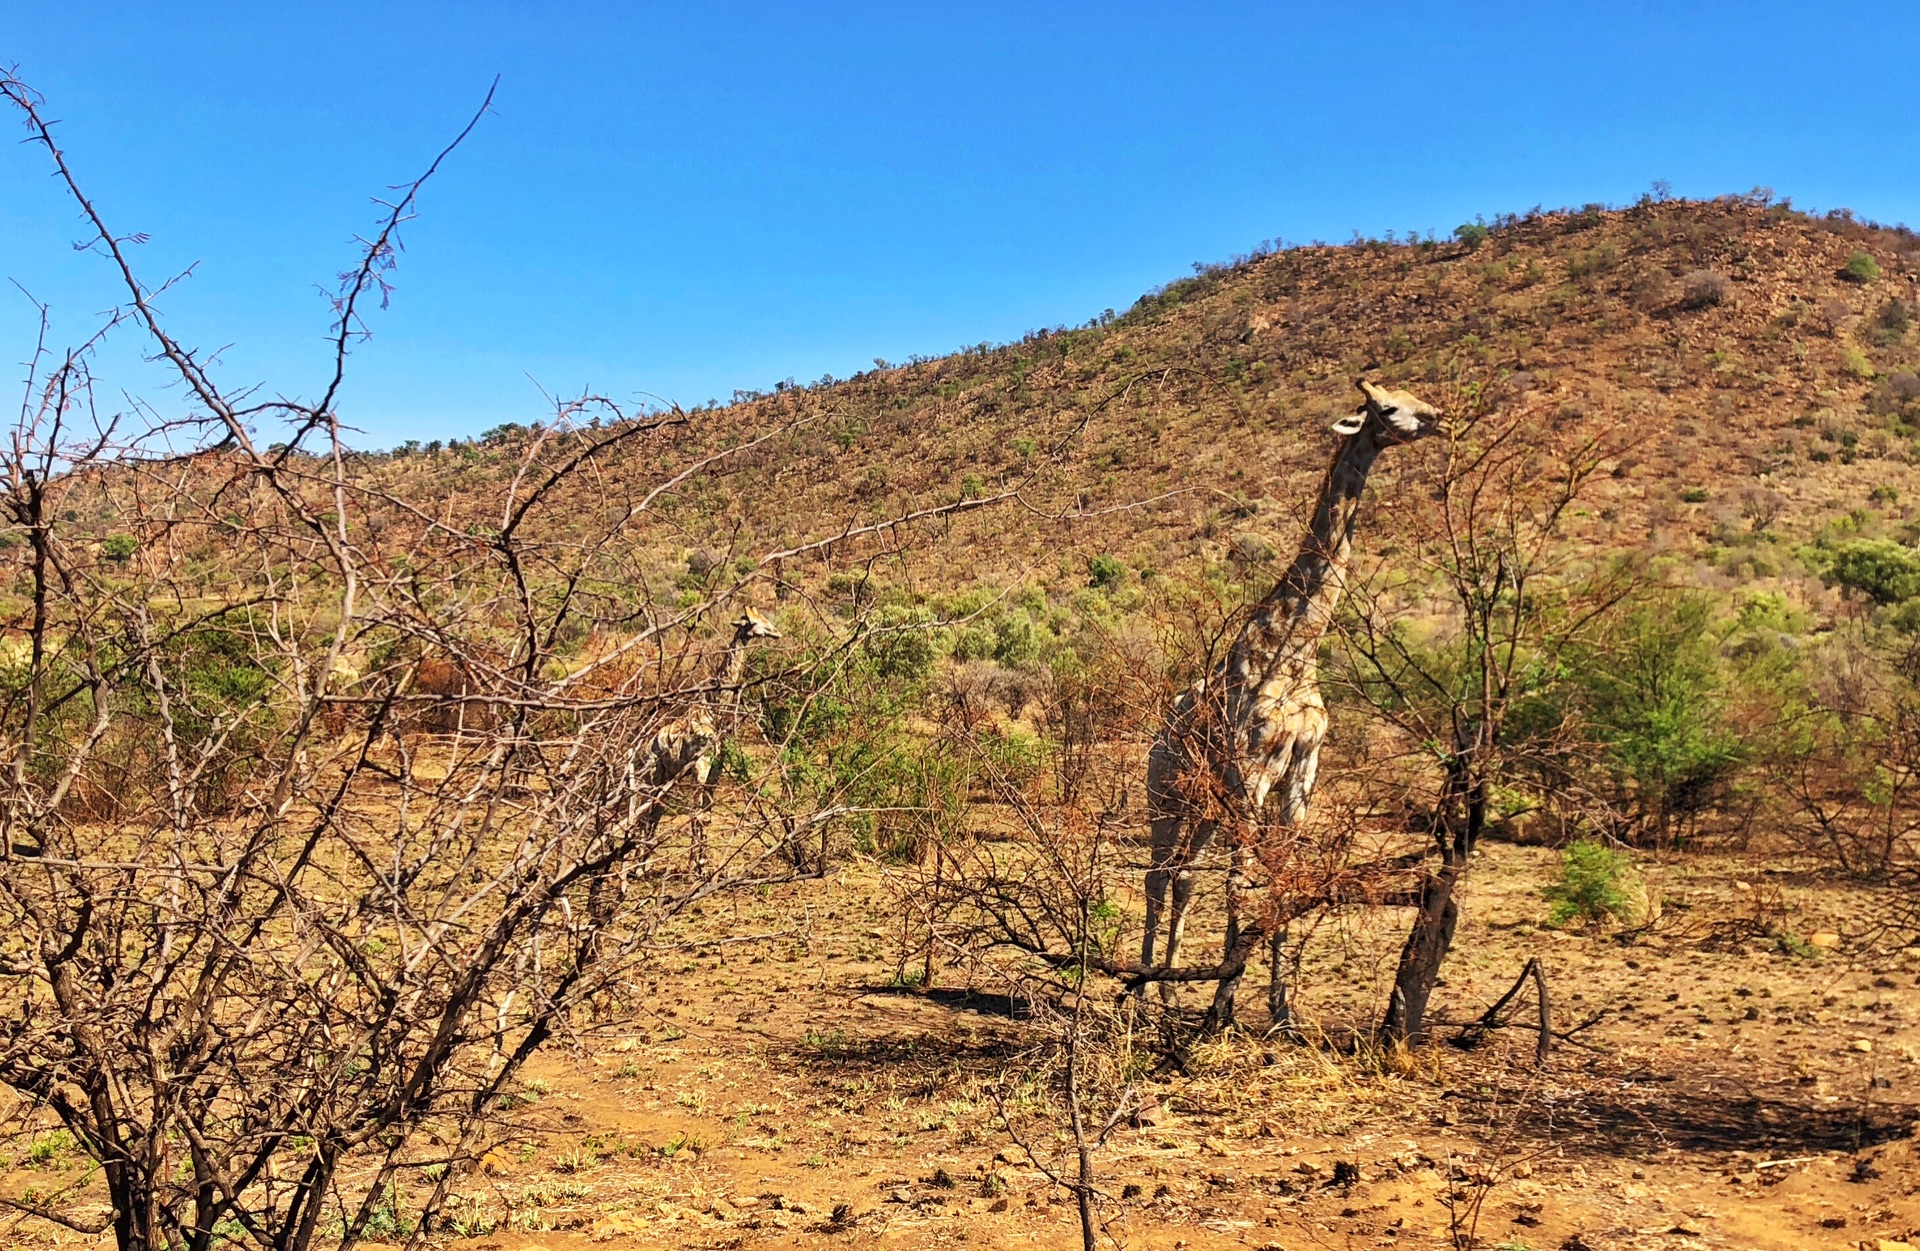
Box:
left=1810, top=932, right=1842, bottom=949
left=1853, top=1038, right=1875, bottom=1053
left=589, top=1214, right=647, bottom=1241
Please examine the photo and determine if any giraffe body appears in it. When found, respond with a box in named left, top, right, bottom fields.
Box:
left=1142, top=380, right=1442, bottom=1023
left=636, top=607, right=781, bottom=863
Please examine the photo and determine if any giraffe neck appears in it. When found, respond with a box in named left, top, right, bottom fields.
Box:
left=712, top=631, right=753, bottom=706
left=1228, top=428, right=1386, bottom=690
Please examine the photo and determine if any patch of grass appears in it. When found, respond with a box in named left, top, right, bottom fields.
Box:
left=656, top=1132, right=702, bottom=1158
left=803, top=1028, right=849, bottom=1057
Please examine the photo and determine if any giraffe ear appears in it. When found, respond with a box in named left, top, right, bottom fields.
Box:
left=1328, top=412, right=1365, bottom=436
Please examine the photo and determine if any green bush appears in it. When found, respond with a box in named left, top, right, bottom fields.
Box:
left=1830, top=538, right=1920, bottom=604
left=1087, top=554, right=1126, bottom=590
left=1544, top=840, right=1640, bottom=927
left=102, top=533, right=138, bottom=562
left=991, top=612, right=1048, bottom=667
left=1568, top=595, right=1746, bottom=841
left=1841, top=251, right=1881, bottom=283
left=860, top=605, right=939, bottom=681
left=1455, top=222, right=1490, bottom=249
left=948, top=623, right=998, bottom=663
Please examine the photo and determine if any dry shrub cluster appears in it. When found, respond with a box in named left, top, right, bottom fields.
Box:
left=0, top=74, right=1048, bottom=1251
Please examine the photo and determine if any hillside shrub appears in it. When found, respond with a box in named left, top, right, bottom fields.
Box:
left=991, top=611, right=1048, bottom=667
left=1228, top=531, right=1276, bottom=563
left=1830, top=538, right=1920, bottom=603
left=1455, top=221, right=1490, bottom=249
left=1544, top=840, right=1642, bottom=927
left=1679, top=270, right=1731, bottom=309
left=102, top=533, right=137, bottom=562
left=1869, top=370, right=1920, bottom=418
left=1842, top=251, right=1882, bottom=283
left=1087, top=554, right=1126, bottom=589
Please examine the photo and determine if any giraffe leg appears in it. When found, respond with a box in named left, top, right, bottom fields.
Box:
left=1141, top=813, right=1182, bottom=995
left=1161, top=866, right=1195, bottom=1006
left=1142, top=866, right=1168, bottom=975
left=688, top=755, right=716, bottom=876
left=1162, top=821, right=1209, bottom=1007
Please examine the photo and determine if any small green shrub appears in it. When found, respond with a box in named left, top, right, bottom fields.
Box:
left=1841, top=251, right=1881, bottom=283
left=1087, top=554, right=1126, bottom=589
left=102, top=533, right=138, bottom=562
left=1455, top=222, right=1490, bottom=249
left=27, top=1130, right=74, bottom=1166
left=1680, top=486, right=1709, bottom=503
left=1544, top=840, right=1640, bottom=927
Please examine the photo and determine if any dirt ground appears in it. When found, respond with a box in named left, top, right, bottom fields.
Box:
left=13, top=843, right=1920, bottom=1251
left=371, top=843, right=1920, bottom=1251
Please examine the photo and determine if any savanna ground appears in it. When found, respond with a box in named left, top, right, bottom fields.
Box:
left=17, top=839, right=1909, bottom=1251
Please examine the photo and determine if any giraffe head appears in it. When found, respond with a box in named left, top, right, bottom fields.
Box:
left=731, top=606, right=782, bottom=641
left=1328, top=379, right=1444, bottom=445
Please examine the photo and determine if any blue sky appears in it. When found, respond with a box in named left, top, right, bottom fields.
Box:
left=5, top=2, right=1918, bottom=446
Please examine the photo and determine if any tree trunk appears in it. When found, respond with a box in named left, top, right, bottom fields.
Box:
left=1266, top=925, right=1294, bottom=1032
left=1075, top=1141, right=1096, bottom=1251
left=1381, top=865, right=1460, bottom=1045
left=1201, top=923, right=1263, bottom=1034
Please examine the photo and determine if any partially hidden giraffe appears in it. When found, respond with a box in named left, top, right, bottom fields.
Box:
left=1141, top=380, right=1443, bottom=1027
left=640, top=607, right=782, bottom=863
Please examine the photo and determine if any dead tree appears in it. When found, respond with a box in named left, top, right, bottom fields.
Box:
left=0, top=72, right=1050, bottom=1251
left=1331, top=394, right=1630, bottom=1047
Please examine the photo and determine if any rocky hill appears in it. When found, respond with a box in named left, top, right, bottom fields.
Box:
left=345, top=195, right=1919, bottom=616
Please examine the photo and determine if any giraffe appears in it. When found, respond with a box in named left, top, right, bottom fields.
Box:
left=639, top=606, right=782, bottom=865
left=1141, top=379, right=1443, bottom=1028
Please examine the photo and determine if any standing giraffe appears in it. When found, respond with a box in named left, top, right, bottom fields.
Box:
left=1142, top=380, right=1443, bottom=1029
left=639, top=607, right=782, bottom=866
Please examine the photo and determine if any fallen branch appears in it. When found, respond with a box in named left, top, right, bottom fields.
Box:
left=1450, top=956, right=1552, bottom=1067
